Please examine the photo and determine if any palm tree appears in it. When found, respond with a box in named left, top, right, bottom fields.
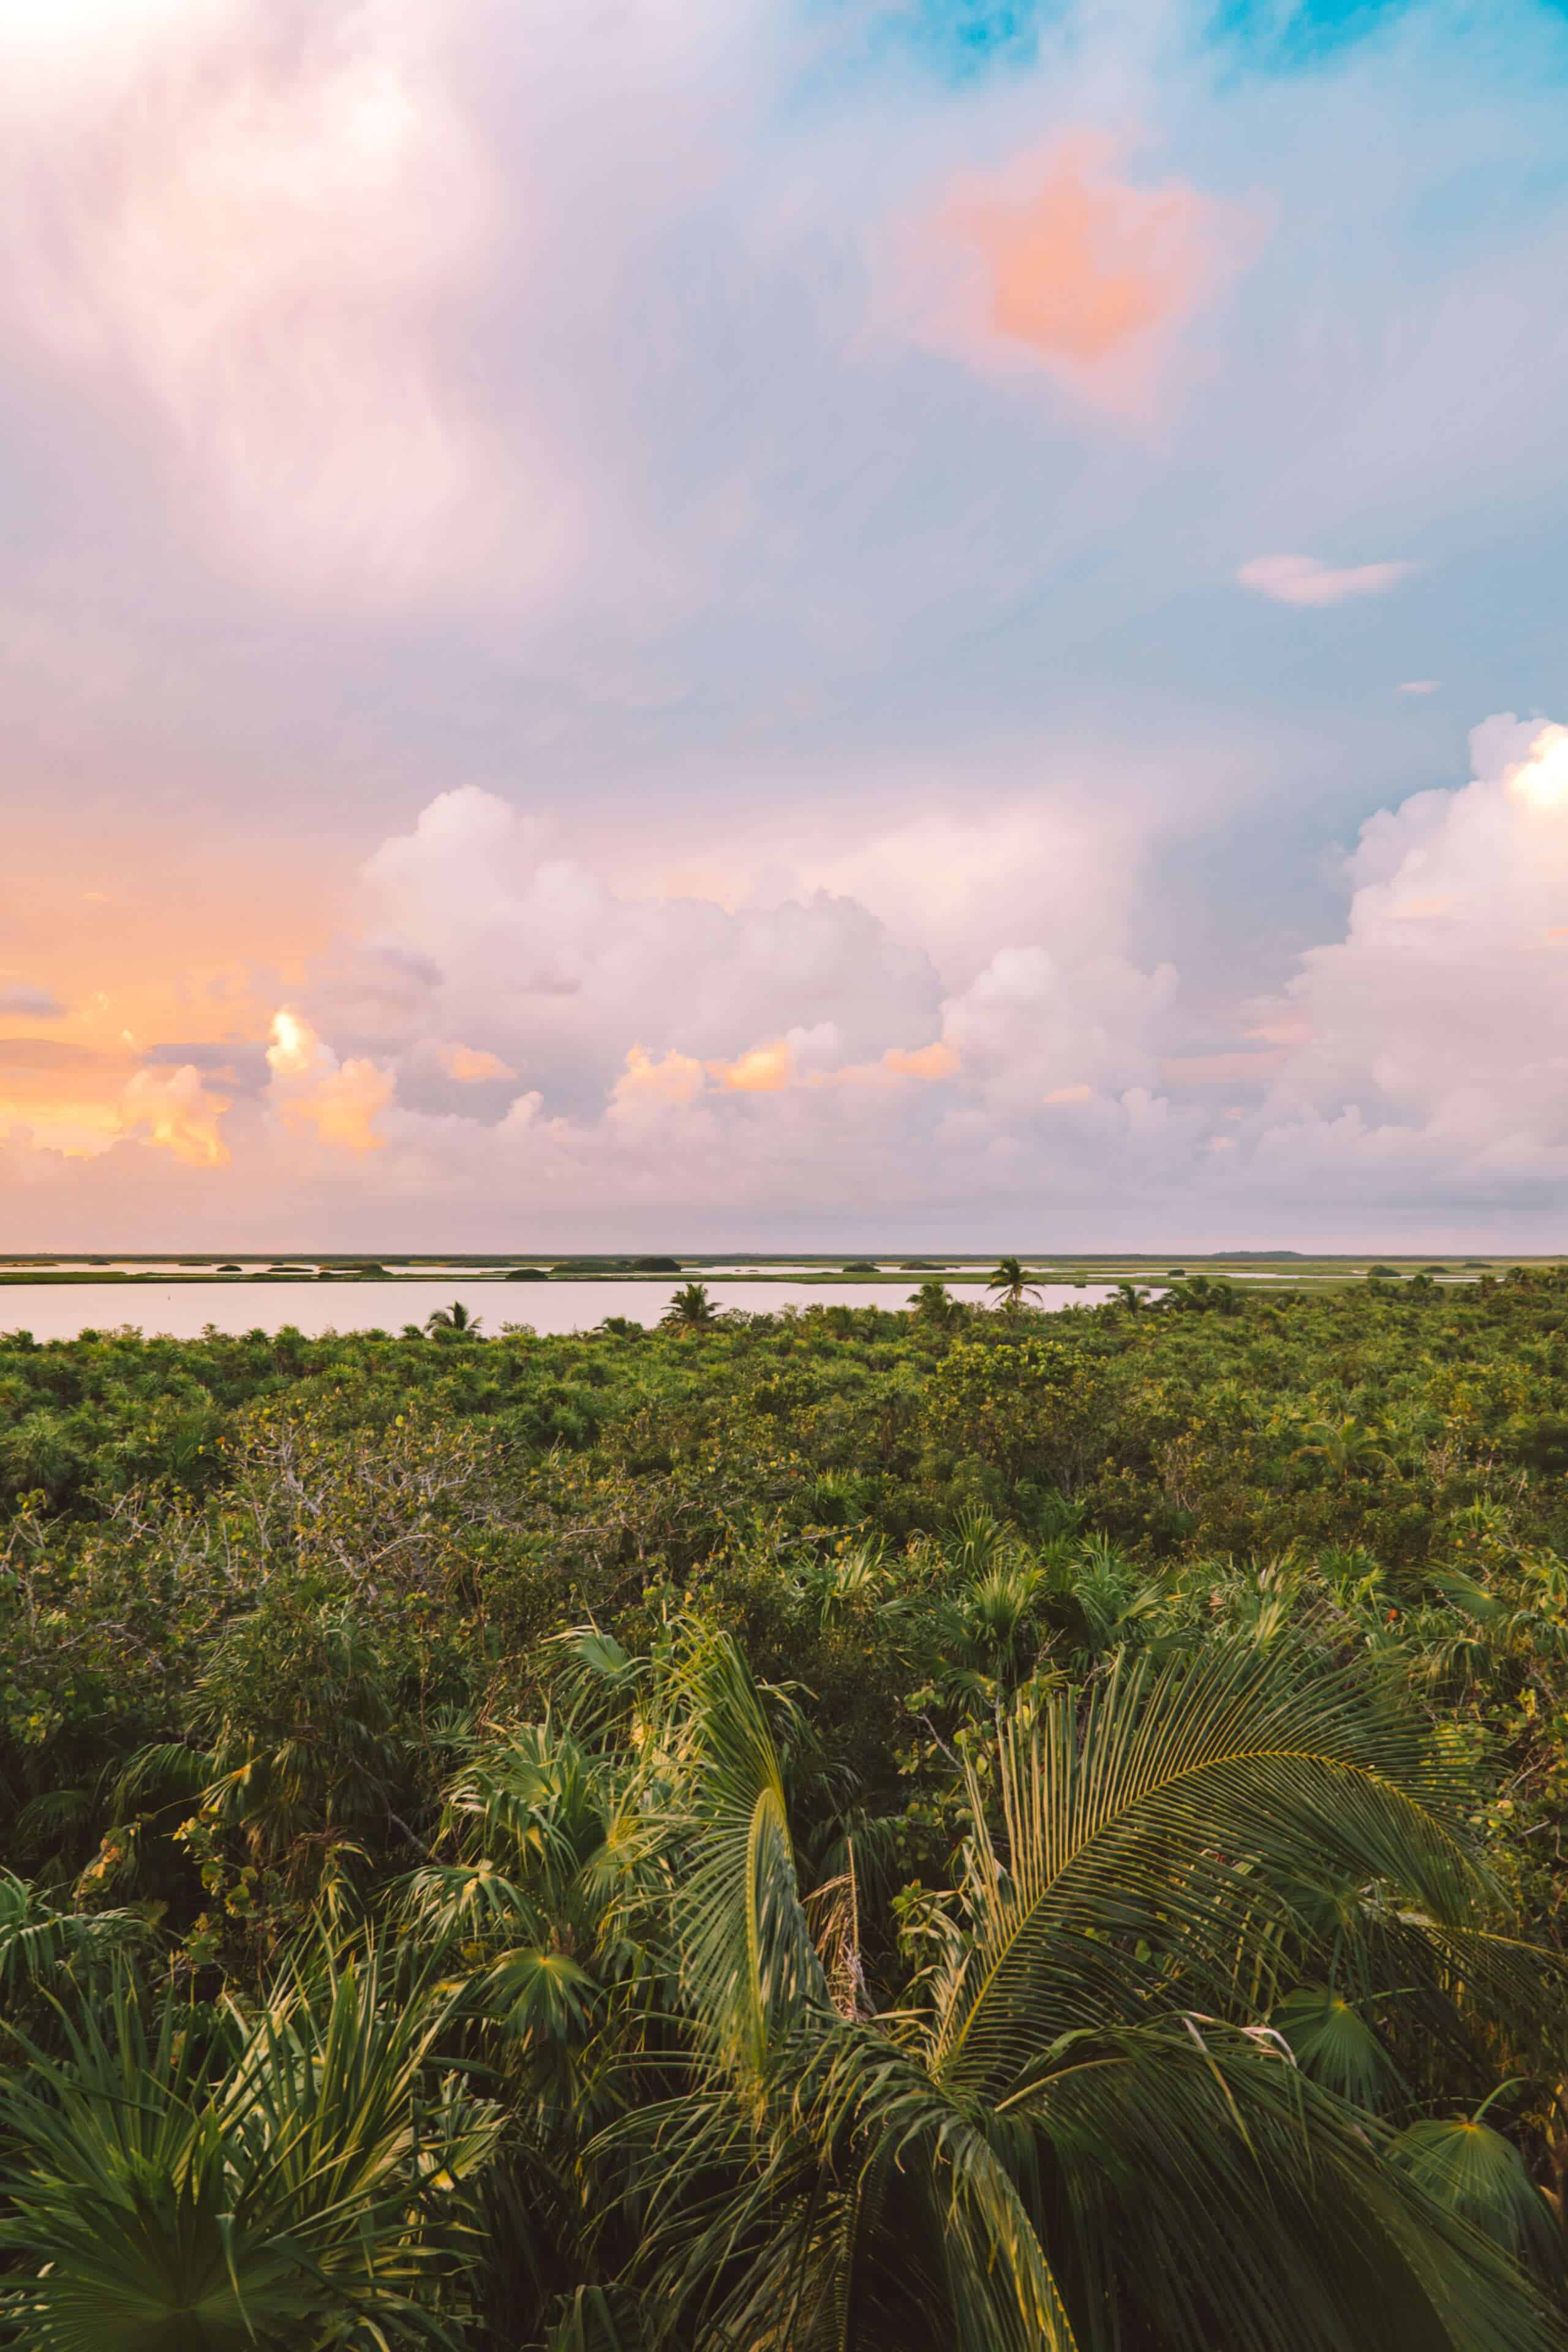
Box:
left=908, top=1278, right=957, bottom=1327
left=604, top=1634, right=1560, bottom=2351
left=426, top=1298, right=483, bottom=1336
left=987, top=1255, right=1042, bottom=1312
left=661, top=1280, right=720, bottom=1335
left=1295, top=1414, right=1393, bottom=1485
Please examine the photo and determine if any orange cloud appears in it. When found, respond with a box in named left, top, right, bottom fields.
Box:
left=0, top=1042, right=227, bottom=1163
left=277, top=1059, right=393, bottom=1153
left=267, top=1009, right=392, bottom=1152
left=714, top=1038, right=794, bottom=1093
left=0, top=1035, right=130, bottom=1155
left=930, top=132, right=1255, bottom=412
left=0, top=1094, right=125, bottom=1158
left=878, top=1041, right=958, bottom=1082
left=440, top=1042, right=516, bottom=1083
left=609, top=1044, right=707, bottom=1115
left=121, top=1063, right=230, bottom=1165
left=710, top=1036, right=959, bottom=1093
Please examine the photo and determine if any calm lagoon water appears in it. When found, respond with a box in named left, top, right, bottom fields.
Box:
left=0, top=1278, right=1120, bottom=1343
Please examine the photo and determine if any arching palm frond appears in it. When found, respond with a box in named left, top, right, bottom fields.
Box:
left=930, top=1643, right=1483, bottom=2101
left=660, top=1629, right=827, bottom=2092
left=614, top=1638, right=1559, bottom=2352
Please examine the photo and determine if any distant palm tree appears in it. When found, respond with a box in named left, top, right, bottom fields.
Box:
left=661, top=1280, right=720, bottom=1335
left=908, top=1278, right=957, bottom=1326
left=426, top=1299, right=483, bottom=1336
left=987, top=1255, right=1042, bottom=1312
left=1113, top=1279, right=1152, bottom=1313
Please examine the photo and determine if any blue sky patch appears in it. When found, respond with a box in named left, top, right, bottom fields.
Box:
left=824, top=0, right=1055, bottom=82
left=1208, top=0, right=1413, bottom=70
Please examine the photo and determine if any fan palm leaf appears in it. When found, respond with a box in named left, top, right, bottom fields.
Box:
left=0, top=1943, right=503, bottom=2351
left=1390, top=2111, right=1566, bottom=2280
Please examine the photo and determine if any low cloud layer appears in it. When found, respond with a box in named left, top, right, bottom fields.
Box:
left=6, top=715, right=1568, bottom=1248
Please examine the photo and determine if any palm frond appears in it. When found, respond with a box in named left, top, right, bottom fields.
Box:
left=1009, top=2019, right=1560, bottom=2352
left=935, top=1642, right=1485, bottom=2102
left=0, top=1940, right=504, bottom=2351
left=1390, top=2114, right=1566, bottom=2282
left=0, top=1872, right=145, bottom=2004
left=1272, top=1983, right=1401, bottom=2110
left=661, top=1628, right=827, bottom=2090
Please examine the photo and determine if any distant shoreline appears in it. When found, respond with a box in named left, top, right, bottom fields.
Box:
left=0, top=1254, right=1540, bottom=1291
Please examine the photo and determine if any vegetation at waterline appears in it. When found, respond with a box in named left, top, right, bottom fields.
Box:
left=5, top=1270, right=1568, bottom=2344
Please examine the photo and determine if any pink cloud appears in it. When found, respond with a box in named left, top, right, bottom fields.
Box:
left=928, top=132, right=1256, bottom=413
left=0, top=0, right=506, bottom=604
left=1238, top=556, right=1418, bottom=606
left=1160, top=1049, right=1286, bottom=1087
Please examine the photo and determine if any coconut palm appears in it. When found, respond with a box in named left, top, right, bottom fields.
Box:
left=600, top=1634, right=1560, bottom=2352
left=660, top=1281, right=721, bottom=1335
left=426, top=1298, right=483, bottom=1336
left=1111, top=1279, right=1154, bottom=1313
left=987, top=1256, right=1042, bottom=1313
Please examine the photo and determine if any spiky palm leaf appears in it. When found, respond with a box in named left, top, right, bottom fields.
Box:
left=929, top=1644, right=1484, bottom=2101
left=0, top=1944, right=502, bottom=2351
left=0, top=1871, right=145, bottom=2005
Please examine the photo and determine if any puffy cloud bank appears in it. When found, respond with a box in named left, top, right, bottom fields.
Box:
left=1246, top=719, right=1568, bottom=1217
left=6, top=715, right=1568, bottom=1248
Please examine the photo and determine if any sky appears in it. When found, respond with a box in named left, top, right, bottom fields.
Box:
left=2, top=0, right=1567, bottom=1252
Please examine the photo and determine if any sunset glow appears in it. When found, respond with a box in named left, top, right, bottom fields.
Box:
left=1, top=0, right=1564, bottom=1251
left=1506, top=726, right=1568, bottom=813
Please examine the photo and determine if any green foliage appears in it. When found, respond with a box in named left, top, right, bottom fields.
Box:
left=4, top=1275, right=1568, bottom=2340
left=0, top=1948, right=502, bottom=2348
